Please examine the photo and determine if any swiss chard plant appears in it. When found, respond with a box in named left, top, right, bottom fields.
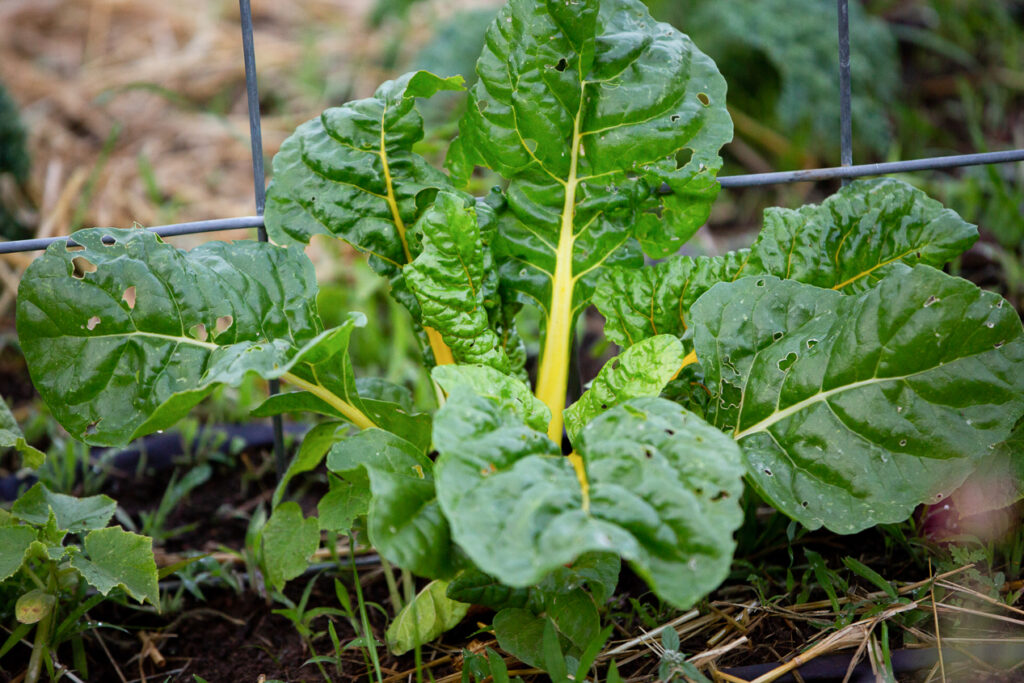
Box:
left=11, top=0, right=1024, bottom=665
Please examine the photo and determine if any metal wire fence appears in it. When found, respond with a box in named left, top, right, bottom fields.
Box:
left=2, top=0, right=1022, bottom=469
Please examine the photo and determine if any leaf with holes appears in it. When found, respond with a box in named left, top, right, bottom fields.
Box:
left=691, top=266, right=1024, bottom=533
left=16, top=229, right=393, bottom=446
left=434, top=390, right=744, bottom=609
left=448, top=0, right=732, bottom=439
left=595, top=179, right=978, bottom=347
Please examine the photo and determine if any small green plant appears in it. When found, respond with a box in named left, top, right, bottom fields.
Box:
left=10, top=0, right=1024, bottom=678
left=0, top=482, right=158, bottom=682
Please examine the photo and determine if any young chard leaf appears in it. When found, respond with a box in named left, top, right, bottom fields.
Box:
left=327, top=429, right=459, bottom=579
left=595, top=178, right=978, bottom=347
left=449, top=0, right=732, bottom=438
left=405, top=192, right=511, bottom=372
left=563, top=335, right=686, bottom=443
left=691, top=266, right=1024, bottom=533
left=264, top=71, right=466, bottom=365
left=385, top=579, right=470, bottom=655
left=434, top=391, right=743, bottom=609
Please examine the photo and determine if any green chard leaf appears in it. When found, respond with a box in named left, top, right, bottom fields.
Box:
left=595, top=178, right=978, bottom=347
left=0, top=399, right=44, bottom=469
left=70, top=526, right=159, bottom=605
left=952, top=416, right=1024, bottom=516
left=690, top=266, right=1024, bottom=533
left=432, top=364, right=550, bottom=432
left=385, top=579, right=470, bottom=655
left=16, top=229, right=400, bottom=446
left=449, top=0, right=731, bottom=438
left=434, top=391, right=744, bottom=609
left=327, top=429, right=458, bottom=578
left=264, top=71, right=469, bottom=366
left=272, top=422, right=349, bottom=509
left=405, top=192, right=511, bottom=372
left=564, top=335, right=686, bottom=442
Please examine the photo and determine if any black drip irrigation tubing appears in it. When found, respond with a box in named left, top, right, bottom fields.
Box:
left=0, top=422, right=308, bottom=502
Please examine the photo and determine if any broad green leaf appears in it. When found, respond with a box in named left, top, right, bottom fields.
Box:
left=691, top=266, right=1024, bottom=533
left=952, top=417, right=1024, bottom=516
left=0, top=526, right=36, bottom=581
left=260, top=502, right=320, bottom=590
left=494, top=591, right=598, bottom=673
left=317, top=475, right=370, bottom=533
left=385, top=579, right=470, bottom=655
left=16, top=228, right=326, bottom=446
left=272, top=422, right=349, bottom=509
left=70, top=526, right=158, bottom=604
left=0, top=400, right=44, bottom=469
left=265, top=70, right=464, bottom=260
left=493, top=609, right=559, bottom=671
left=12, top=484, right=116, bottom=533
left=434, top=392, right=744, bottom=608
left=405, top=192, right=510, bottom=372
left=564, top=335, right=686, bottom=443
left=432, top=364, right=549, bottom=432
left=537, top=552, right=620, bottom=607
left=595, top=179, right=978, bottom=347
left=448, top=0, right=731, bottom=436
left=327, top=429, right=457, bottom=578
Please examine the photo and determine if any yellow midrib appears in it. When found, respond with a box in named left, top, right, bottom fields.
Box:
left=379, top=108, right=454, bottom=366
left=534, top=87, right=585, bottom=443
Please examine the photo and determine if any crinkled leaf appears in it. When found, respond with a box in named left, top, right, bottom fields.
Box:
left=70, top=526, right=158, bottom=604
left=564, top=335, right=685, bottom=443
left=16, top=228, right=323, bottom=446
left=432, top=364, right=549, bottom=432
left=0, top=526, right=36, bottom=581
left=596, top=179, right=977, bottom=347
left=327, top=429, right=457, bottom=578
left=448, top=0, right=731, bottom=431
left=12, top=483, right=116, bottom=533
left=691, top=266, right=1024, bottom=533
left=405, top=192, right=510, bottom=372
left=260, top=502, right=320, bottom=590
left=434, top=392, right=744, bottom=608
left=385, top=580, right=470, bottom=655
left=0, top=400, right=44, bottom=469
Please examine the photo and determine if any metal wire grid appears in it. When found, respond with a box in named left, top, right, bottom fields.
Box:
left=2, top=0, right=1023, bottom=468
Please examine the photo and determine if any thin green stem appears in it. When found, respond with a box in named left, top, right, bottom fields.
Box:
left=380, top=556, right=404, bottom=616
left=350, top=535, right=384, bottom=683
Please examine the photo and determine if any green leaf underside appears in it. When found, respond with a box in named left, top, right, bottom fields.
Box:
left=449, top=0, right=731, bottom=431
left=405, top=192, right=511, bottom=372
left=690, top=266, right=1024, bottom=533
left=69, top=526, right=159, bottom=604
left=0, top=400, right=44, bottom=469
left=595, top=179, right=978, bottom=347
left=261, top=502, right=321, bottom=591
left=0, top=526, right=36, bottom=581
left=15, top=229, right=322, bottom=446
left=564, top=335, right=685, bottom=443
left=12, top=483, right=116, bottom=533
left=385, top=580, right=470, bottom=655
left=327, top=429, right=457, bottom=578
left=434, top=391, right=743, bottom=608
